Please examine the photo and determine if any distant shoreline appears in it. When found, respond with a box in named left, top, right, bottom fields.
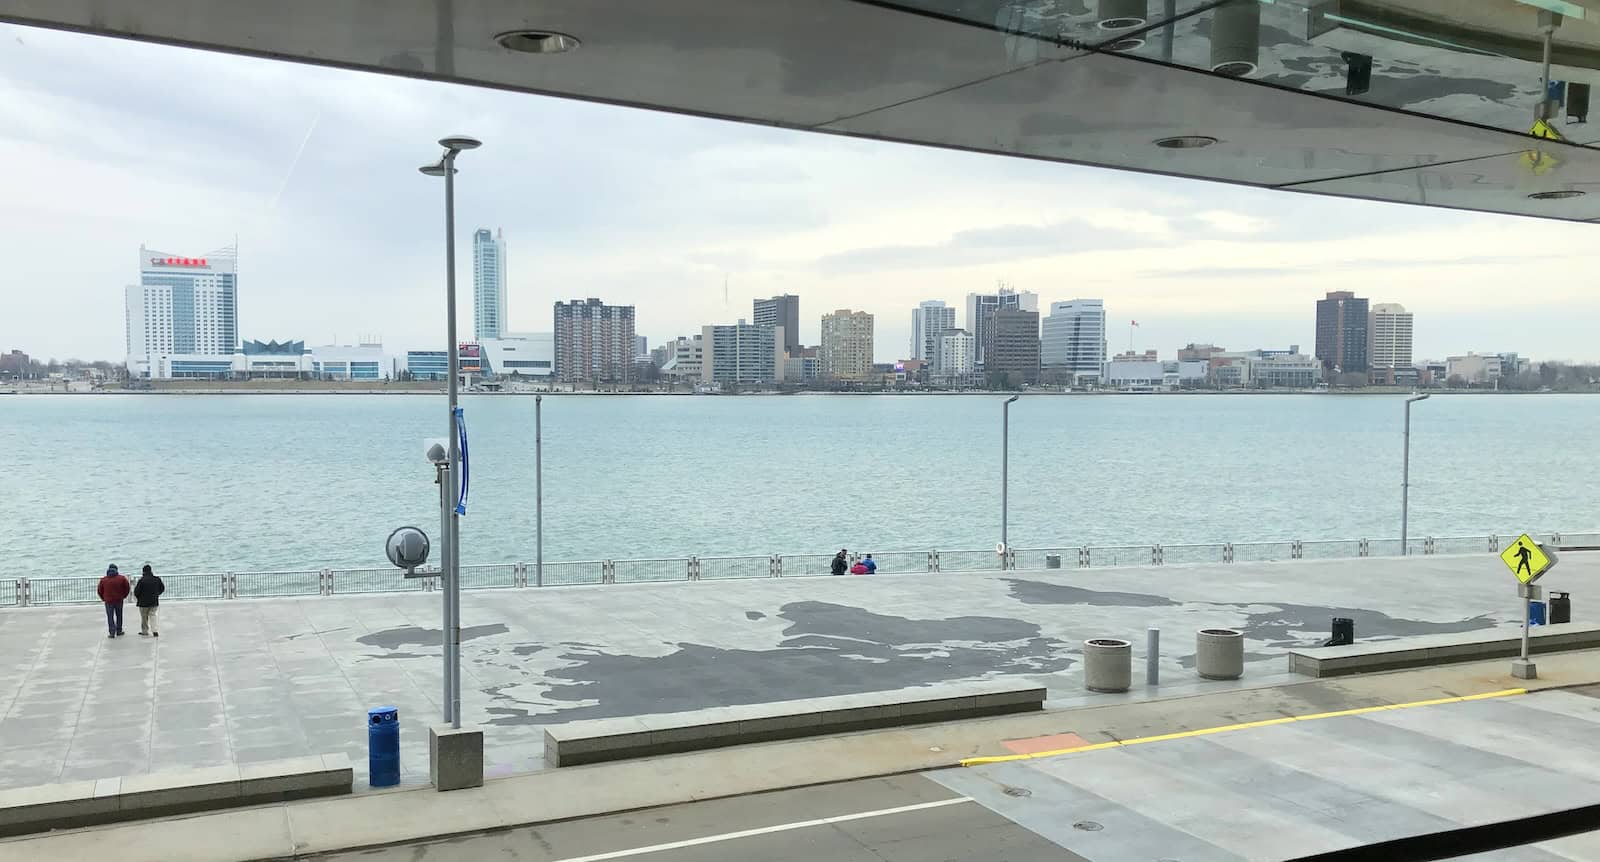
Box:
left=2, top=385, right=1580, bottom=397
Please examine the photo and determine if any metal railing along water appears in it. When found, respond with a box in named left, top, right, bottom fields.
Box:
left=4, top=532, right=1583, bottom=607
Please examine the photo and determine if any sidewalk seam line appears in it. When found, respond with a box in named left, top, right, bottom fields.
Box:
left=959, top=687, right=1529, bottom=766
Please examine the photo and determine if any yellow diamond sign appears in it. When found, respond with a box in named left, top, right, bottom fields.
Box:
left=1501, top=534, right=1554, bottom=584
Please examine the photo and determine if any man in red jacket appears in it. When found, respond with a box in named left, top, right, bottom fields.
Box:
left=97, top=564, right=130, bottom=638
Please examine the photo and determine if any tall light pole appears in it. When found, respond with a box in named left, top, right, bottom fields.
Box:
left=1401, top=392, right=1429, bottom=555
left=420, top=134, right=480, bottom=730
left=535, top=393, right=544, bottom=589
left=1001, top=394, right=1020, bottom=563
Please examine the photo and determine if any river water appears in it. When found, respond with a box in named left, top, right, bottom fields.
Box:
left=1, top=392, right=1594, bottom=577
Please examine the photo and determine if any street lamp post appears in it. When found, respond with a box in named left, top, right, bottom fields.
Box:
left=1001, top=395, right=1020, bottom=566
left=420, top=135, right=480, bottom=731
left=535, top=394, right=544, bottom=589
left=1401, top=392, right=1430, bottom=555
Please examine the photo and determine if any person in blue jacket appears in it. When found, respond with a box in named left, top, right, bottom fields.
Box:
left=862, top=554, right=877, bottom=574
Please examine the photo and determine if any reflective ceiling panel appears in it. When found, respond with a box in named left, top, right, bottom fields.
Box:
left=2, top=0, right=1599, bottom=222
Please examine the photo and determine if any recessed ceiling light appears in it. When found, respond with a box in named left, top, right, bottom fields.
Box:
left=1528, top=189, right=1586, bottom=200
left=1098, top=17, right=1146, bottom=29
left=1106, top=37, right=1146, bottom=52
left=1154, top=135, right=1218, bottom=149
left=1211, top=61, right=1257, bottom=78
left=496, top=30, right=580, bottom=55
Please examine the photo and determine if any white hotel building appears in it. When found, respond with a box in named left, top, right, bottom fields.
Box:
left=125, top=245, right=239, bottom=378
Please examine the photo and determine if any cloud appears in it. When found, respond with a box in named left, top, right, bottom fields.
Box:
left=812, top=218, right=1155, bottom=274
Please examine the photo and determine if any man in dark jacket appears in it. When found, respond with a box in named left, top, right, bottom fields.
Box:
left=830, top=549, right=849, bottom=576
left=134, top=564, right=166, bottom=637
left=96, top=564, right=130, bottom=638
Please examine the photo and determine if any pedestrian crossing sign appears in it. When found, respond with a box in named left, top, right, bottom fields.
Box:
left=1500, top=534, right=1555, bottom=584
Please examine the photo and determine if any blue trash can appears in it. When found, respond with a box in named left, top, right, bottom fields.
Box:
left=1529, top=601, right=1548, bottom=627
left=367, top=706, right=400, bottom=787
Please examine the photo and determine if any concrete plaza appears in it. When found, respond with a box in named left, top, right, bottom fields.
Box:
left=0, top=553, right=1582, bottom=790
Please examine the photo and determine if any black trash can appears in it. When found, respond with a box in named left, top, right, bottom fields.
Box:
left=1325, top=617, right=1355, bottom=647
left=1550, top=591, right=1572, bottom=625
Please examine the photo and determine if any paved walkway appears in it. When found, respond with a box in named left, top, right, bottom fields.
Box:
left=9, top=655, right=1600, bottom=862
left=0, top=553, right=1581, bottom=788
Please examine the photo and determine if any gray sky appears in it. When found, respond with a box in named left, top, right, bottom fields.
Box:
left=2, top=22, right=1598, bottom=363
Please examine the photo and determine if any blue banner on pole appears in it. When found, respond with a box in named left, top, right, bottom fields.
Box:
left=454, top=407, right=469, bottom=515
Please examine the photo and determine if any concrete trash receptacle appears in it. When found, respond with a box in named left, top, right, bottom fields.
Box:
left=1083, top=638, right=1132, bottom=693
left=1195, top=628, right=1244, bottom=680
left=1045, top=554, right=1062, bottom=569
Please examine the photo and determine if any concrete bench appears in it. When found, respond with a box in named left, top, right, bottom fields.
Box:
left=544, top=681, right=1046, bottom=767
left=1287, top=623, right=1600, bottom=678
left=0, top=753, right=352, bottom=838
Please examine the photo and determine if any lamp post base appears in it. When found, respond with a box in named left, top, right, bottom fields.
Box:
left=1511, top=658, right=1538, bottom=680
left=429, top=723, right=484, bottom=791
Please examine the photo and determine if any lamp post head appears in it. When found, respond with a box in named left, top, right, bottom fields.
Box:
left=1005, top=395, right=1020, bottom=405
left=418, top=163, right=449, bottom=177
left=439, top=135, right=482, bottom=151
left=1408, top=392, right=1431, bottom=403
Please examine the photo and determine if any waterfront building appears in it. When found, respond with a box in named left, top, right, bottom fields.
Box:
left=125, top=244, right=239, bottom=379
left=240, top=339, right=309, bottom=378
left=965, top=288, right=1037, bottom=366
left=1211, top=349, right=1322, bottom=388
left=1368, top=302, right=1414, bottom=381
left=1103, top=357, right=1206, bottom=390
left=633, top=335, right=649, bottom=361
left=406, top=350, right=449, bottom=380
left=910, top=300, right=956, bottom=361
left=1446, top=352, right=1519, bottom=385
left=480, top=333, right=554, bottom=378
left=981, top=307, right=1040, bottom=384
left=0, top=349, right=29, bottom=378
left=702, top=321, right=785, bottom=385
left=554, top=298, right=636, bottom=383
left=933, top=329, right=975, bottom=381
left=784, top=347, right=821, bottom=383
left=753, top=295, right=801, bottom=354
left=473, top=228, right=507, bottom=342
left=1041, top=299, right=1105, bottom=384
left=1177, top=343, right=1226, bottom=361
left=660, top=335, right=704, bottom=380
left=310, top=342, right=387, bottom=380
left=820, top=309, right=874, bottom=381
left=1315, top=291, right=1369, bottom=374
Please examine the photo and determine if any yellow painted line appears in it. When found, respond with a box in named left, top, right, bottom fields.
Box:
left=959, top=688, right=1527, bottom=767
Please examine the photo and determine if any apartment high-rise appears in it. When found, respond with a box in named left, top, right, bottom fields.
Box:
left=965, top=288, right=1038, bottom=366
left=752, top=294, right=801, bottom=354
left=933, top=329, right=975, bottom=379
left=819, top=309, right=874, bottom=381
left=473, top=228, right=507, bottom=342
left=1041, top=299, right=1106, bottom=384
left=702, top=321, right=785, bottom=384
left=1368, top=302, right=1414, bottom=370
left=982, top=307, right=1041, bottom=384
left=553, top=298, right=636, bottom=383
left=910, top=300, right=957, bottom=361
left=125, top=244, right=239, bottom=379
left=1315, top=291, right=1370, bottom=373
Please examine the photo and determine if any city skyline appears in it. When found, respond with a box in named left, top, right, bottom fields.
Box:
left=7, top=23, right=1600, bottom=364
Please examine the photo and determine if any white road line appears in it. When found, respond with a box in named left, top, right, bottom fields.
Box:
left=548, top=796, right=975, bottom=862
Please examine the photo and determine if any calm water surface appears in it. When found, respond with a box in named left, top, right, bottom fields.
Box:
left=1, top=392, right=1595, bottom=576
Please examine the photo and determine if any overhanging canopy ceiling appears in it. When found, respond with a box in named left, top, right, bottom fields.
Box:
left=4, top=0, right=1600, bottom=221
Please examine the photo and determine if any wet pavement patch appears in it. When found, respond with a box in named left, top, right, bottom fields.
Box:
left=1222, top=602, right=1496, bottom=647
left=1004, top=578, right=1180, bottom=608
left=745, top=611, right=766, bottom=621
left=357, top=623, right=510, bottom=650
left=524, top=601, right=1074, bottom=721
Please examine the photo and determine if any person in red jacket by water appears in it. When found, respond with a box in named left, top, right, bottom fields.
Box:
left=97, top=564, right=130, bottom=638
